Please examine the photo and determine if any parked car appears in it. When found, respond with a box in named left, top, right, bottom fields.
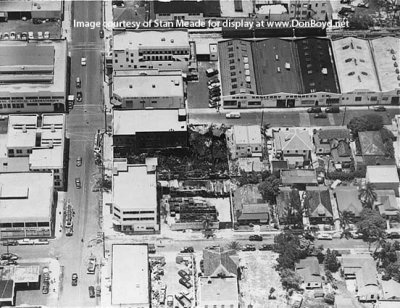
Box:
left=206, top=68, right=218, bottom=77
left=304, top=233, right=315, bottom=241
left=249, top=235, right=263, bottom=241
left=207, top=78, right=220, bottom=85
left=209, top=102, right=217, bottom=108
left=307, top=107, right=322, bottom=113
left=325, top=106, right=340, bottom=113
left=1, top=253, right=18, bottom=261
left=71, top=273, right=78, bottom=286
left=3, top=32, right=9, bottom=40
left=350, top=231, right=363, bottom=239
left=166, top=294, right=174, bottom=307
left=148, top=244, right=156, bottom=254
left=32, top=239, right=49, bottom=245
left=242, top=244, right=256, bottom=251
left=88, top=286, right=95, bottom=298
left=3, top=240, right=18, bottom=246
left=21, top=32, right=27, bottom=40
left=314, top=113, right=327, bottom=118
left=207, top=83, right=220, bottom=90
left=16, top=32, right=21, bottom=40
left=87, top=256, right=96, bottom=274
left=99, top=29, right=104, bottom=38
left=28, top=32, right=34, bottom=40
left=389, top=232, right=400, bottom=239
left=76, top=156, right=82, bottom=167
left=75, top=178, right=82, bottom=189
left=226, top=112, right=241, bottom=119
left=178, top=270, right=190, bottom=280
left=76, top=91, right=83, bottom=102
left=259, top=244, right=275, bottom=251
left=17, top=238, right=34, bottom=245
left=373, top=106, right=386, bottom=112
left=42, top=282, right=49, bottom=294
left=37, top=31, right=43, bottom=39
left=180, top=246, right=194, bottom=253
left=317, top=233, right=333, bottom=240
left=357, top=2, right=369, bottom=8
left=44, top=31, right=50, bottom=39
left=76, top=77, right=81, bottom=88
left=81, top=57, right=87, bottom=66
left=10, top=32, right=16, bottom=40
left=179, top=278, right=192, bottom=289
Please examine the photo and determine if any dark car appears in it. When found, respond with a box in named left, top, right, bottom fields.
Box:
left=179, top=278, right=192, bottom=289
left=178, top=270, right=190, bottom=280
left=89, top=286, right=95, bottom=298
left=1, top=253, right=18, bottom=261
left=259, top=244, right=275, bottom=251
left=389, top=232, right=400, bottom=239
left=180, top=246, right=194, bottom=253
left=75, top=178, right=81, bottom=189
left=249, top=235, right=263, bottom=241
left=42, top=282, right=49, bottom=294
left=99, top=29, right=104, bottom=38
left=314, top=113, right=327, bottom=118
left=76, top=92, right=83, bottom=102
left=72, top=273, right=78, bottom=286
left=242, top=244, right=256, bottom=251
left=2, top=240, right=18, bottom=246
left=307, top=107, right=322, bottom=113
left=304, top=233, right=315, bottom=241
left=373, top=106, right=386, bottom=112
left=325, top=106, right=340, bottom=113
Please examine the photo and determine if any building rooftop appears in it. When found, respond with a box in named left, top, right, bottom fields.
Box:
left=0, top=40, right=66, bottom=96
left=0, top=0, right=62, bottom=12
left=199, top=277, right=239, bottom=304
left=113, top=109, right=187, bottom=135
left=0, top=280, right=14, bottom=302
left=29, top=147, right=63, bottom=169
left=0, top=265, right=40, bottom=283
left=281, top=169, right=318, bottom=185
left=0, top=172, right=53, bottom=223
left=370, top=37, right=400, bottom=92
left=305, top=186, right=333, bottom=219
left=335, top=186, right=363, bottom=217
left=358, top=131, right=385, bottom=156
left=274, top=129, right=313, bottom=153
left=203, top=247, right=239, bottom=277
left=113, top=73, right=184, bottom=99
left=233, top=125, right=261, bottom=145
left=366, top=165, right=400, bottom=183
left=238, top=203, right=269, bottom=221
left=113, top=30, right=189, bottom=50
left=294, top=38, right=340, bottom=94
left=112, top=244, right=149, bottom=306
left=113, top=164, right=157, bottom=211
left=332, top=37, right=380, bottom=93
left=253, top=38, right=303, bottom=95
left=153, top=0, right=221, bottom=16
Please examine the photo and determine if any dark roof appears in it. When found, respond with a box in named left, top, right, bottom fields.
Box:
left=335, top=187, right=363, bottom=217
left=271, top=160, right=289, bottom=171
left=281, top=169, right=318, bottom=185
left=294, top=38, right=340, bottom=94
left=153, top=0, right=220, bottom=16
left=305, top=186, right=333, bottom=218
left=203, top=248, right=239, bottom=277
left=252, top=38, right=303, bottom=95
left=238, top=203, right=269, bottom=221
left=276, top=187, right=300, bottom=220
left=318, top=128, right=351, bottom=141
left=0, top=280, right=14, bottom=300
left=113, top=6, right=147, bottom=24
left=358, top=131, right=385, bottom=156
left=296, top=257, right=322, bottom=284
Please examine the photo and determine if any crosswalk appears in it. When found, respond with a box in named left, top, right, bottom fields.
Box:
left=70, top=42, right=103, bottom=51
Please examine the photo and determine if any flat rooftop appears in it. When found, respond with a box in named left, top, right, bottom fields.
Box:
left=0, top=172, right=53, bottom=223
left=370, top=37, right=400, bottom=92
left=253, top=38, right=303, bottom=95
left=366, top=165, right=400, bottom=183
left=113, top=30, right=189, bottom=50
left=113, top=74, right=184, bottom=98
left=199, top=276, right=239, bottom=303
left=113, top=164, right=157, bottom=211
left=113, top=109, right=187, bottom=135
left=112, top=244, right=149, bottom=306
left=332, top=37, right=380, bottom=93
left=0, top=0, right=62, bottom=12
left=153, top=0, right=221, bottom=16
left=234, top=125, right=261, bottom=145
left=29, top=147, right=63, bottom=169
left=0, top=265, right=40, bottom=283
left=0, top=40, right=67, bottom=97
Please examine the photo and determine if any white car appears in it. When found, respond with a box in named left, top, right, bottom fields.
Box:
left=32, top=239, right=49, bottom=245
left=226, top=112, right=241, bottom=119
left=28, top=31, right=34, bottom=40
left=38, top=31, right=43, bottom=39
left=44, top=31, right=50, bottom=39
left=87, top=257, right=96, bottom=274
left=81, top=57, right=86, bottom=66
left=317, top=233, right=333, bottom=240
left=17, top=238, right=34, bottom=245
left=207, top=83, right=220, bottom=90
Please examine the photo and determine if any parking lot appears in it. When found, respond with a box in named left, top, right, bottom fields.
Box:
left=0, top=19, right=62, bottom=40
left=187, top=61, right=220, bottom=109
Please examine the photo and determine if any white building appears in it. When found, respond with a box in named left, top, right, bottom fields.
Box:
left=112, top=70, right=184, bottom=109
left=0, top=172, right=54, bottom=239
left=198, top=277, right=239, bottom=308
left=111, top=244, right=150, bottom=307
left=0, top=114, right=66, bottom=189
left=112, top=158, right=158, bottom=233
left=229, top=125, right=262, bottom=159
left=112, top=30, right=193, bottom=72
left=0, top=40, right=67, bottom=113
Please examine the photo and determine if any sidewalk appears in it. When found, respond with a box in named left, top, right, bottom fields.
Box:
left=54, top=191, right=66, bottom=239
left=61, top=0, right=72, bottom=41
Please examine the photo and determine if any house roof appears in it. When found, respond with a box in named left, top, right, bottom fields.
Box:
left=341, top=255, right=375, bottom=273
left=382, top=279, right=400, bottom=300
left=238, top=203, right=269, bottom=221
left=334, top=296, right=357, bottom=308
left=305, top=187, right=333, bottom=219
left=356, top=265, right=378, bottom=288
left=274, top=129, right=313, bottom=153
left=281, top=169, right=318, bottom=185
left=296, top=257, right=322, bottom=284
left=203, top=248, right=239, bottom=277
left=233, top=125, right=262, bottom=145
left=318, top=128, right=351, bottom=141
left=375, top=190, right=399, bottom=215
left=358, top=131, right=385, bottom=156
left=199, top=277, right=239, bottom=304
left=276, top=187, right=300, bottom=219
left=366, top=165, right=400, bottom=184
left=335, top=187, right=363, bottom=217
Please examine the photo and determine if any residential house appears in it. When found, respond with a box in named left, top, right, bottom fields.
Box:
left=295, top=257, right=322, bottom=289
left=341, top=255, right=379, bottom=302
left=276, top=186, right=301, bottom=225
left=334, top=187, right=363, bottom=220
left=228, top=125, right=262, bottom=160
left=357, top=131, right=395, bottom=167
left=274, top=129, right=314, bottom=167
left=366, top=165, right=400, bottom=197
left=281, top=169, right=318, bottom=189
left=203, top=247, right=240, bottom=278
left=271, top=160, right=289, bottom=177
left=375, top=190, right=399, bottom=224
left=237, top=203, right=269, bottom=225
left=304, top=186, right=333, bottom=225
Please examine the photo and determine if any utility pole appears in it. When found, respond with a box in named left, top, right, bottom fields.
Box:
left=261, top=109, right=264, bottom=127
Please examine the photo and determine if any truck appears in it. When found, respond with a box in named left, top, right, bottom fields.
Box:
left=67, top=95, right=75, bottom=109
left=175, top=293, right=191, bottom=308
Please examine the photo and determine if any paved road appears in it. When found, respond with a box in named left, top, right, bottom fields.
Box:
left=189, top=107, right=400, bottom=127
left=55, top=1, right=104, bottom=306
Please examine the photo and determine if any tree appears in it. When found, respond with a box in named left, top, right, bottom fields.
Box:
left=280, top=269, right=302, bottom=291
left=348, top=114, right=384, bottom=137
left=202, top=215, right=214, bottom=239
left=358, top=182, right=377, bottom=209
left=226, top=241, right=241, bottom=251
left=347, top=13, right=374, bottom=30
left=324, top=249, right=340, bottom=272
left=337, top=210, right=355, bottom=239
left=274, top=231, right=302, bottom=270
left=258, top=175, right=281, bottom=204
left=287, top=188, right=303, bottom=228
left=356, top=208, right=387, bottom=251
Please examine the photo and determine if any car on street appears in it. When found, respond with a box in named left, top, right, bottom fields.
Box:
left=206, top=68, right=218, bottom=77
left=89, top=286, right=95, bottom=298
left=325, top=106, right=340, bottom=113
left=314, top=113, right=327, bottom=118
left=42, top=282, right=49, bottom=294
left=28, top=32, right=34, bottom=40
left=317, top=233, right=333, bottom=240
left=99, top=29, right=104, bottom=38
left=2, top=240, right=18, bottom=246
left=32, top=239, right=49, bottom=245
left=75, top=178, right=82, bottom=189
left=10, top=32, right=16, bottom=40
left=87, top=257, right=96, bottom=274
left=76, top=156, right=82, bottom=167
left=76, top=77, right=81, bottom=88
left=17, top=238, right=34, bottom=245
left=180, top=246, right=194, bottom=253
left=1, top=253, right=18, bottom=261
left=226, top=112, right=241, bottom=119
left=259, top=244, right=275, bottom=251
left=178, top=269, right=190, bottom=280
left=179, top=278, right=192, bottom=289
left=166, top=294, right=174, bottom=307
left=242, top=244, right=256, bottom=251
left=249, top=235, right=263, bottom=241
left=307, top=107, right=322, bottom=113
left=350, top=231, right=363, bottom=239
left=373, top=106, right=386, bottom=112
left=389, top=232, right=400, bottom=239
left=81, top=57, right=87, bottom=66
left=71, top=273, right=78, bottom=286
left=76, top=91, right=82, bottom=102
left=304, top=233, right=315, bottom=241
left=37, top=31, right=43, bottom=39
left=44, top=31, right=50, bottom=39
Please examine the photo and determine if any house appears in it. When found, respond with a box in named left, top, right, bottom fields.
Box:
left=366, top=165, right=400, bottom=197
left=271, top=160, right=289, bottom=177
left=341, top=255, right=379, bottom=302
left=237, top=203, right=269, bottom=225
left=198, top=277, right=239, bottom=308
left=276, top=186, right=301, bottom=225
left=281, top=169, right=318, bottom=189
left=228, top=125, right=262, bottom=159
left=334, top=187, right=363, bottom=219
left=359, top=131, right=386, bottom=157
left=305, top=186, right=333, bottom=225
left=314, top=128, right=351, bottom=155
left=375, top=190, right=399, bottom=218
left=274, top=129, right=314, bottom=167
left=381, top=279, right=400, bottom=300
left=203, top=247, right=240, bottom=278
left=295, top=257, right=322, bottom=289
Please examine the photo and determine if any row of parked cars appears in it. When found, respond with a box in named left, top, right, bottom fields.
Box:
left=0, top=31, right=50, bottom=40
left=206, top=69, right=221, bottom=108
left=3, top=238, right=49, bottom=246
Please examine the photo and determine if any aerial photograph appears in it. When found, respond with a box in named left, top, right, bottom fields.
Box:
left=0, top=0, right=400, bottom=307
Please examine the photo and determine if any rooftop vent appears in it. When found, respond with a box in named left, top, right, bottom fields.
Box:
left=170, top=39, right=174, bottom=43
left=129, top=85, right=132, bottom=88
left=285, top=63, right=290, bottom=70
left=173, top=80, right=180, bottom=86
left=321, top=68, right=328, bottom=75
left=275, top=54, right=279, bottom=61
left=277, top=67, right=281, bottom=73
left=152, top=84, right=155, bottom=88
left=51, top=124, right=55, bottom=132
left=161, top=37, right=166, bottom=42
left=22, top=125, right=27, bottom=133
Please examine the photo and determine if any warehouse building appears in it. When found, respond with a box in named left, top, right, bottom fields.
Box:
left=0, top=0, right=63, bottom=21
left=0, top=40, right=67, bottom=113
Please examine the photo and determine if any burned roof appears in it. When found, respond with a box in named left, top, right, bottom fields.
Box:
left=294, top=38, right=340, bottom=94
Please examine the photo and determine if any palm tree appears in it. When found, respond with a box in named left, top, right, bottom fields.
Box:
left=336, top=210, right=355, bottom=239
left=358, top=182, right=377, bottom=209
left=227, top=241, right=241, bottom=251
